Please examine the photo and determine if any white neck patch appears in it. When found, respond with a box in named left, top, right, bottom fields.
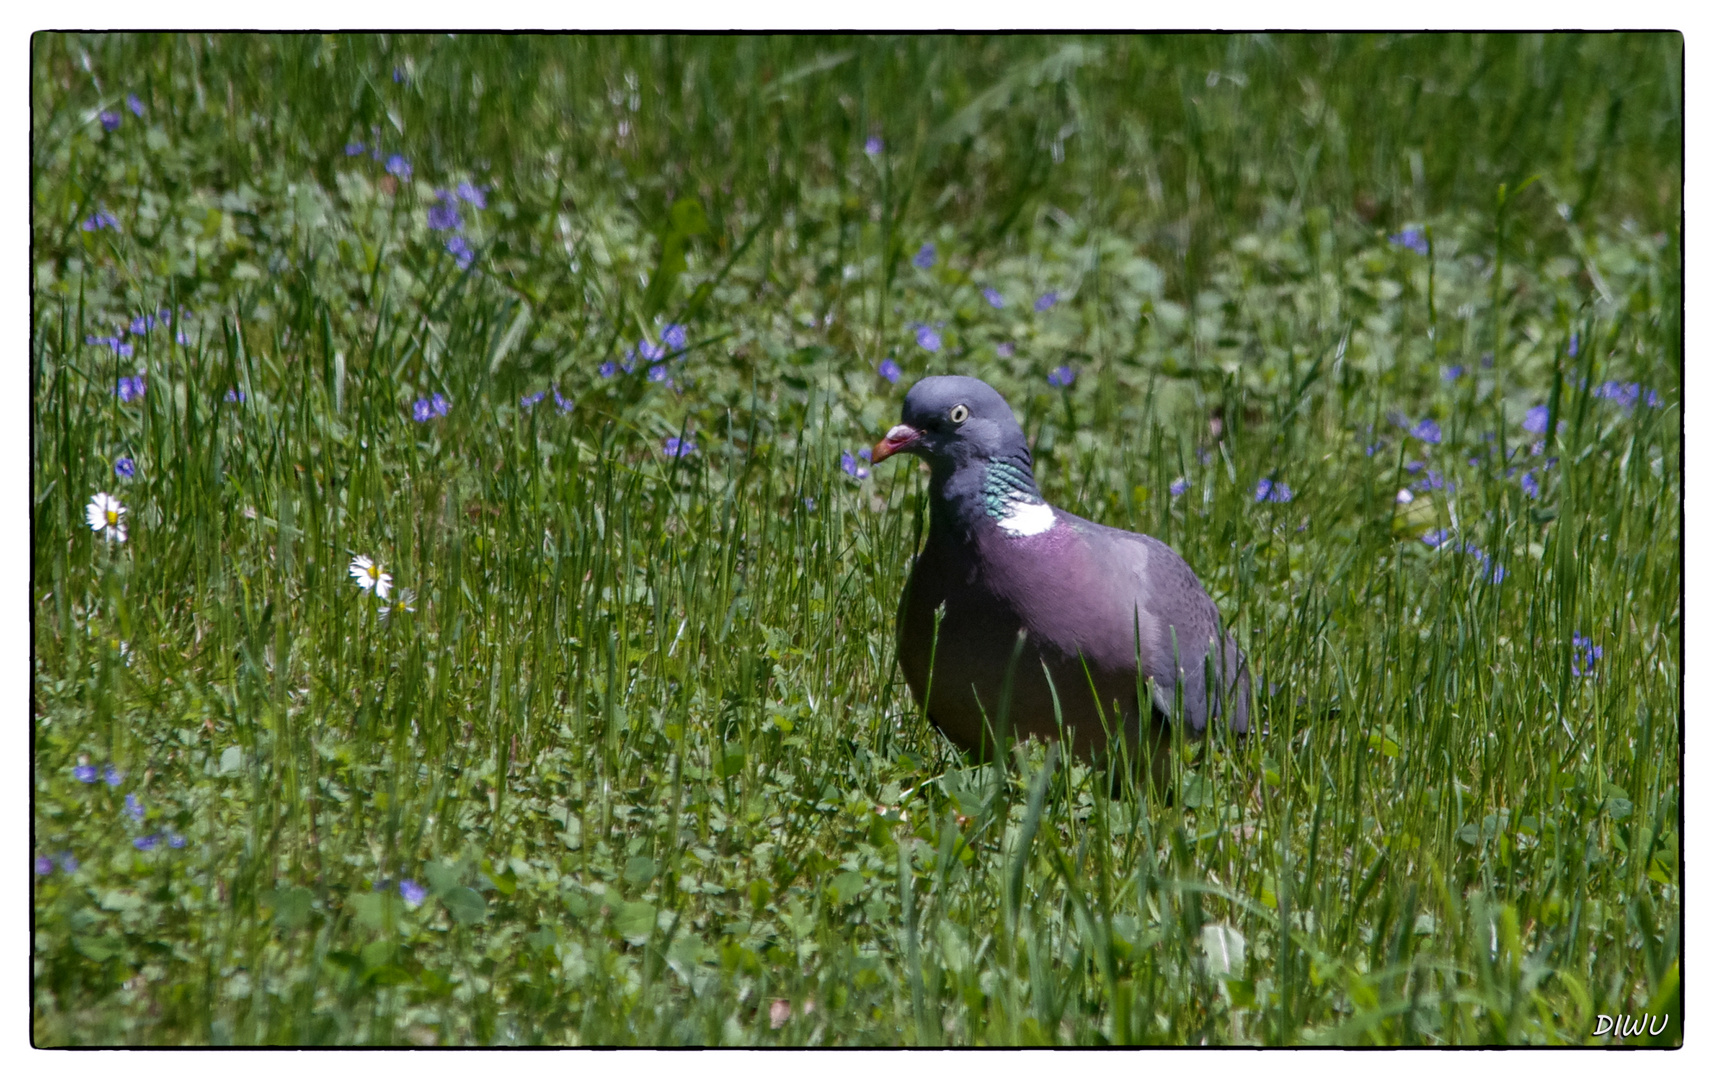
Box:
left=996, top=499, right=1057, bottom=537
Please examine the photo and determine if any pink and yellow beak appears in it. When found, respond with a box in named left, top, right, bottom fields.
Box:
left=871, top=424, right=922, bottom=463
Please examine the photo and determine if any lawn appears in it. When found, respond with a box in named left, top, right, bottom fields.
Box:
left=31, top=32, right=1680, bottom=1046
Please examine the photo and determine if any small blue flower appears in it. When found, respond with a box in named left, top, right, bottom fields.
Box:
left=1388, top=228, right=1429, bottom=255
left=1047, top=366, right=1075, bottom=388
left=82, top=209, right=120, bottom=231
left=553, top=388, right=574, bottom=413
left=1568, top=333, right=1580, bottom=358
left=1421, top=469, right=1449, bottom=491
left=1404, top=460, right=1424, bottom=474
left=133, top=834, right=159, bottom=851
left=59, top=853, right=79, bottom=872
left=345, top=141, right=366, bottom=156
left=1411, top=419, right=1441, bottom=444
left=103, top=765, right=123, bottom=786
left=125, top=793, right=144, bottom=821
left=1571, top=634, right=1603, bottom=678
left=35, top=855, right=53, bottom=876
left=99, top=110, right=122, bottom=132
left=841, top=451, right=870, bottom=480
left=225, top=388, right=245, bottom=403
left=114, top=457, right=135, bottom=479
left=399, top=879, right=427, bottom=906
left=1523, top=405, right=1550, bottom=434
left=1034, top=291, right=1058, bottom=312
left=1254, top=478, right=1293, bottom=503
left=393, top=66, right=406, bottom=84
left=857, top=447, right=872, bottom=462
left=412, top=395, right=451, bottom=422
left=663, top=436, right=696, bottom=459
left=662, top=324, right=688, bottom=350
left=74, top=764, right=97, bottom=783
left=166, top=831, right=186, bottom=849
left=1520, top=471, right=1540, bottom=498
left=598, top=361, right=618, bottom=379
left=445, top=235, right=474, bottom=269
left=803, top=496, right=817, bottom=511
left=996, top=343, right=1015, bottom=359
left=639, top=340, right=667, bottom=363
left=1459, top=542, right=1505, bottom=584
left=130, top=314, right=154, bottom=335
left=1443, top=365, right=1464, bottom=381
left=385, top=154, right=412, bottom=180
left=864, top=136, right=883, bottom=156
left=176, top=329, right=190, bottom=345
left=982, top=287, right=1005, bottom=308
left=915, top=326, right=941, bottom=352
left=116, top=375, right=147, bottom=402
left=1420, top=529, right=1453, bottom=549
left=455, top=181, right=487, bottom=208
left=427, top=191, right=462, bottom=231
left=1170, top=478, right=1190, bottom=498
left=520, top=391, right=546, bottom=408
left=647, top=364, right=672, bottom=385
left=1363, top=443, right=1384, bottom=457
left=913, top=244, right=936, bottom=270
left=127, top=94, right=144, bottom=117
left=877, top=358, right=901, bottom=383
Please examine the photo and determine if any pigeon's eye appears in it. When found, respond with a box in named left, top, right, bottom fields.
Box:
left=949, top=404, right=969, bottom=425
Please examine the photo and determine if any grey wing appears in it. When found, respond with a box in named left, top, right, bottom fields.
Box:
left=1103, top=528, right=1248, bottom=737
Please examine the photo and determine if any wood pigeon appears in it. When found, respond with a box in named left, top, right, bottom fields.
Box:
left=873, top=375, right=1249, bottom=770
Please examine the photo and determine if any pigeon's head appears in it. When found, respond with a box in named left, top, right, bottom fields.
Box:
left=872, top=375, right=1029, bottom=474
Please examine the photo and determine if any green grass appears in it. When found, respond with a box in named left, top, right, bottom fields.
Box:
left=32, top=33, right=1680, bottom=1046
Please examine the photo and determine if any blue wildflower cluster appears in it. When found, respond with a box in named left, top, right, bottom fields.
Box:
left=841, top=448, right=872, bottom=480
left=914, top=325, right=942, bottom=352
left=114, top=457, right=135, bottom=479
left=1254, top=478, right=1293, bottom=503
left=34, top=852, right=79, bottom=877
left=1571, top=634, right=1602, bottom=677
left=1047, top=366, right=1075, bottom=389
left=1034, top=291, right=1058, bottom=312
left=1411, top=418, right=1442, bottom=444
left=116, top=375, right=147, bottom=402
left=400, top=879, right=427, bottom=906
left=913, top=244, right=936, bottom=269
left=1170, top=478, right=1190, bottom=498
left=1389, top=227, right=1429, bottom=255
left=87, top=333, right=134, bottom=358
left=982, top=287, right=1005, bottom=308
left=519, top=390, right=547, bottom=409
left=877, top=358, right=901, bottom=384
left=82, top=209, right=121, bottom=232
left=100, top=109, right=122, bottom=132
left=427, top=183, right=486, bottom=269
left=412, top=393, right=451, bottom=422
left=663, top=436, right=696, bottom=459
left=1590, top=380, right=1663, bottom=410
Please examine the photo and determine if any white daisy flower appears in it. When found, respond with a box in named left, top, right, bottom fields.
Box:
left=85, top=492, right=127, bottom=542
left=348, top=555, right=392, bottom=600
left=378, top=587, right=416, bottom=621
